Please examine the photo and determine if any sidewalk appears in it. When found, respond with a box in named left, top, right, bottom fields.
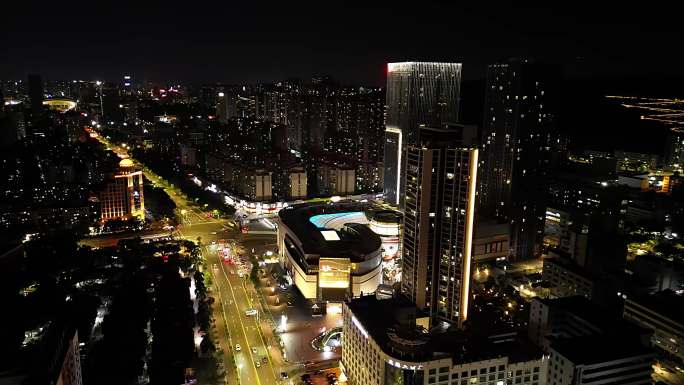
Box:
left=251, top=275, right=289, bottom=374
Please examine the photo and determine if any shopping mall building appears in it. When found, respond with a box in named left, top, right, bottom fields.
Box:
left=277, top=202, right=400, bottom=303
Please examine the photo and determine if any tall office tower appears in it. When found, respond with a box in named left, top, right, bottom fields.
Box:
left=665, top=129, right=684, bottom=171
left=480, top=60, right=558, bottom=261
left=401, top=126, right=478, bottom=327
left=122, top=74, right=133, bottom=95
left=27, top=74, right=44, bottom=116
left=383, top=62, right=462, bottom=207
left=99, top=158, right=145, bottom=222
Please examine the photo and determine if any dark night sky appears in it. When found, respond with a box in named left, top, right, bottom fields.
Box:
left=2, top=1, right=683, bottom=86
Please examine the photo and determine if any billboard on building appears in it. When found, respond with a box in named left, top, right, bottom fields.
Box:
left=319, top=258, right=350, bottom=289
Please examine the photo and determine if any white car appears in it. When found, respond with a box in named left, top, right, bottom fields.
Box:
left=235, top=344, right=241, bottom=351
left=252, top=347, right=257, bottom=354
left=255, top=361, right=261, bottom=368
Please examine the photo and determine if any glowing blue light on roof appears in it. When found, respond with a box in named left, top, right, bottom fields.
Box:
left=308, top=212, right=366, bottom=229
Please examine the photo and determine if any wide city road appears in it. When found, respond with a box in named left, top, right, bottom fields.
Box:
left=96, top=132, right=281, bottom=385
left=206, top=244, right=280, bottom=385
left=165, top=191, right=280, bottom=385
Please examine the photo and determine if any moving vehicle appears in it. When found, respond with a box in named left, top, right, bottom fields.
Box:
left=235, top=344, right=241, bottom=351
left=251, top=347, right=257, bottom=354
left=255, top=361, right=261, bottom=368
left=245, top=309, right=257, bottom=316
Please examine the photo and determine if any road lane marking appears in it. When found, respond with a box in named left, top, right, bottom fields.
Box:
left=219, top=260, right=263, bottom=385
left=240, top=280, right=279, bottom=382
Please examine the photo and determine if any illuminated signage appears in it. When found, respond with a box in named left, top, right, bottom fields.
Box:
left=319, top=258, right=350, bottom=289
left=387, top=359, right=424, bottom=371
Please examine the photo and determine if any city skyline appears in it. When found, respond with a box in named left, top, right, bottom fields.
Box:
left=2, top=4, right=684, bottom=385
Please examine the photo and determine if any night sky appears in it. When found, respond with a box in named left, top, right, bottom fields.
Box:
left=3, top=1, right=683, bottom=86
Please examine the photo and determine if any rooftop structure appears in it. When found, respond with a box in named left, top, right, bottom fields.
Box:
left=277, top=202, right=385, bottom=301
left=528, top=296, right=649, bottom=353
left=623, top=290, right=684, bottom=362
left=549, top=335, right=654, bottom=385
left=342, top=294, right=547, bottom=385
left=551, top=335, right=652, bottom=365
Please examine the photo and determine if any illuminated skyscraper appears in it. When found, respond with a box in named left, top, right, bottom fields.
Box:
left=665, top=129, right=684, bottom=171
left=100, top=158, right=145, bottom=222
left=480, top=60, right=558, bottom=261
left=383, top=62, right=462, bottom=206
left=401, top=126, right=477, bottom=327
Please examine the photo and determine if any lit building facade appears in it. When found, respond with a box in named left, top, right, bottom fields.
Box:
left=287, top=166, right=308, bottom=200
left=277, top=203, right=383, bottom=302
left=100, top=158, right=145, bottom=222
left=666, top=129, right=684, bottom=171
left=480, top=60, right=558, bottom=261
left=369, top=210, right=402, bottom=283
left=383, top=62, right=462, bottom=206
left=342, top=294, right=547, bottom=385
left=542, top=258, right=594, bottom=299
left=401, top=127, right=478, bottom=326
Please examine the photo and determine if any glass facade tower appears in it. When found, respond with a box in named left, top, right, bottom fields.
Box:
left=383, top=62, right=462, bottom=206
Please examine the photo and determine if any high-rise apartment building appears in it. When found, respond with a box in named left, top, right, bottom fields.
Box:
left=665, top=129, right=684, bottom=171
left=401, top=126, right=477, bottom=326
left=216, top=87, right=238, bottom=123
left=480, top=60, right=558, bottom=260
left=28, top=74, right=44, bottom=117
left=383, top=62, right=462, bottom=206
left=100, top=158, right=145, bottom=222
